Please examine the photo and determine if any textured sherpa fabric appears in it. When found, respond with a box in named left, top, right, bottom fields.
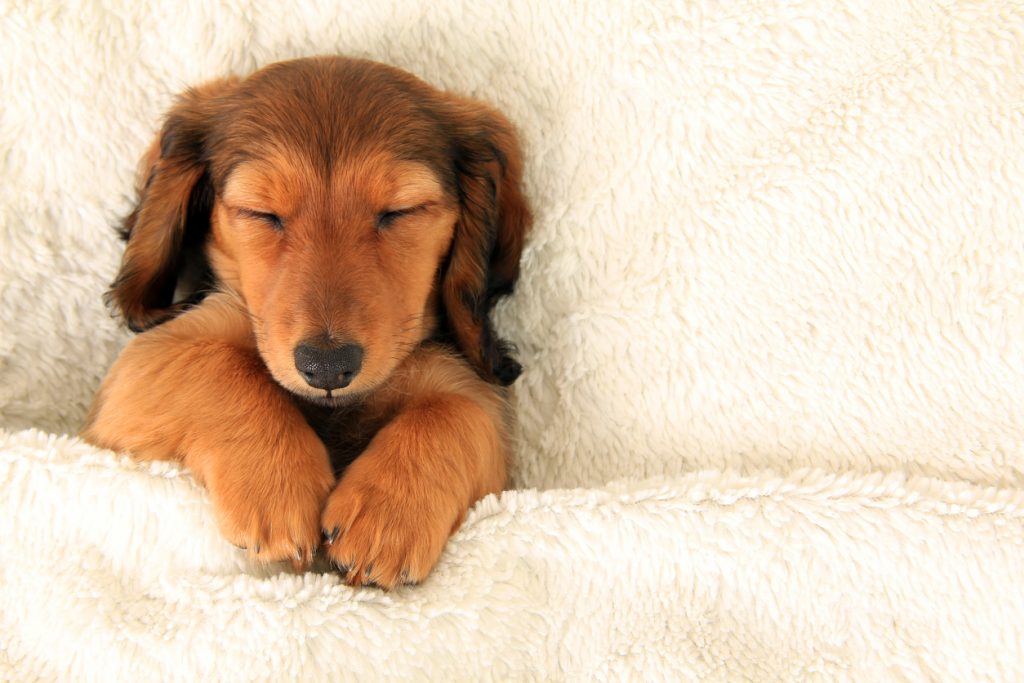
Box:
left=1, top=0, right=1023, bottom=680
left=3, top=430, right=1024, bottom=681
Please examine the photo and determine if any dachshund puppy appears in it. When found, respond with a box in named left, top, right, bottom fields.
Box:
left=82, top=56, right=530, bottom=589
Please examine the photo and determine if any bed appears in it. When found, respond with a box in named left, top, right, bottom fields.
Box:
left=2, top=1, right=1023, bottom=679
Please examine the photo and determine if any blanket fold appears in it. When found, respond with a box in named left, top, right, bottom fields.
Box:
left=2, top=429, right=1022, bottom=681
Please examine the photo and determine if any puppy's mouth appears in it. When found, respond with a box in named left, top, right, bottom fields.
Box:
left=286, top=385, right=368, bottom=409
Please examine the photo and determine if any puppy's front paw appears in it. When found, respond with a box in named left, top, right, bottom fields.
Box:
left=205, top=434, right=335, bottom=567
left=320, top=448, right=463, bottom=589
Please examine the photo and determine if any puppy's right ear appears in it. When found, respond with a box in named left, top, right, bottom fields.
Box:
left=108, top=78, right=237, bottom=332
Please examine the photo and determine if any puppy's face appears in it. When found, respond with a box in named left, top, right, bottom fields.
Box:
left=111, top=57, right=531, bottom=402
left=213, top=151, right=456, bottom=403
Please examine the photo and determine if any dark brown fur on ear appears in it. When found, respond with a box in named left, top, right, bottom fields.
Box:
left=108, top=78, right=237, bottom=332
left=440, top=97, right=531, bottom=386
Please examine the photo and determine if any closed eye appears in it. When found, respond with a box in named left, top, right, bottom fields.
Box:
left=238, top=208, right=284, bottom=231
left=376, top=206, right=421, bottom=230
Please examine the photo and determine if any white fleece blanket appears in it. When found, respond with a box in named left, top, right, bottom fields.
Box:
left=3, top=0, right=1024, bottom=680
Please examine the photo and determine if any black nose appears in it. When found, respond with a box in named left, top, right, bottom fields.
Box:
left=293, top=341, right=364, bottom=390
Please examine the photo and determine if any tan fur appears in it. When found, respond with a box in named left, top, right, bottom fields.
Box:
left=321, top=347, right=508, bottom=586
left=83, top=293, right=336, bottom=563
left=82, top=57, right=530, bottom=588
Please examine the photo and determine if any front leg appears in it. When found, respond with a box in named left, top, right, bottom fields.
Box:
left=321, top=347, right=508, bottom=588
left=82, top=294, right=335, bottom=564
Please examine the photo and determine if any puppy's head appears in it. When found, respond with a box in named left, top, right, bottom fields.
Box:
left=109, top=57, right=530, bottom=404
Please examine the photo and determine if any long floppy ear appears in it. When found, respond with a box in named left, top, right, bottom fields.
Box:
left=440, top=97, right=532, bottom=385
left=108, top=78, right=237, bottom=332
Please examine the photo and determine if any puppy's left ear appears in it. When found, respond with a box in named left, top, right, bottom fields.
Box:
left=440, top=97, right=532, bottom=385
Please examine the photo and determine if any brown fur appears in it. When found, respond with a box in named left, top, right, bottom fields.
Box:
left=81, top=56, right=530, bottom=588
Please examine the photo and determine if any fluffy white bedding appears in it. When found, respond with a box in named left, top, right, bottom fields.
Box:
left=3, top=429, right=1024, bottom=681
left=2, top=0, right=1023, bottom=680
